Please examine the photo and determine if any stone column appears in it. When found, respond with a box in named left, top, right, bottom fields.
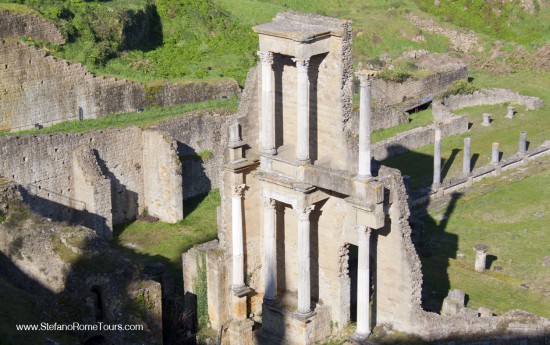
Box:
left=463, top=137, right=471, bottom=175
left=263, top=197, right=277, bottom=302
left=357, top=72, right=372, bottom=179
left=355, top=226, right=372, bottom=339
left=232, top=184, right=247, bottom=293
left=506, top=106, right=515, bottom=119
left=258, top=51, right=276, bottom=155
left=293, top=58, right=310, bottom=163
left=474, top=244, right=488, bottom=272
left=519, top=131, right=527, bottom=154
left=482, top=113, right=491, bottom=126
left=491, top=142, right=500, bottom=165
left=433, top=127, right=442, bottom=188
left=296, top=205, right=314, bottom=315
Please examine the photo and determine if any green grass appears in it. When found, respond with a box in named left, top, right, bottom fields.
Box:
left=372, top=108, right=434, bottom=143
left=2, top=97, right=238, bottom=136
left=420, top=156, right=550, bottom=317
left=0, top=2, right=39, bottom=15
left=382, top=70, right=550, bottom=190
left=112, top=190, right=221, bottom=275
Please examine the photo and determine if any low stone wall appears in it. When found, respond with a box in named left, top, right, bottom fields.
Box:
left=433, top=88, right=545, bottom=120
left=371, top=115, right=469, bottom=161
left=0, top=10, right=65, bottom=44
left=0, top=41, right=240, bottom=132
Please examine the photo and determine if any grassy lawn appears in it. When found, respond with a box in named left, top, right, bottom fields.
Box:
left=2, top=97, right=238, bottom=136
left=372, top=107, right=434, bottom=143
left=111, top=190, right=220, bottom=278
left=420, top=156, right=550, bottom=317
left=382, top=70, right=550, bottom=190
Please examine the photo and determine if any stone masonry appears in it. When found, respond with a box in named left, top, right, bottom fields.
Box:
left=182, top=11, right=550, bottom=345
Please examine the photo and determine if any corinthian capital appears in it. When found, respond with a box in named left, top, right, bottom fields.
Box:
left=232, top=184, right=246, bottom=197
left=292, top=57, right=310, bottom=71
left=295, top=204, right=315, bottom=220
left=257, top=51, right=273, bottom=65
left=356, top=225, right=372, bottom=237
left=263, top=197, right=276, bottom=209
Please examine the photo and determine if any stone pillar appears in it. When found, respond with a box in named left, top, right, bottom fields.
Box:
left=463, top=137, right=471, bottom=175
left=433, top=127, right=442, bottom=188
left=519, top=131, right=527, bottom=154
left=296, top=205, right=314, bottom=316
left=293, top=58, right=310, bottom=163
left=357, top=72, right=372, bottom=179
left=491, top=142, right=500, bottom=165
left=482, top=113, right=491, bottom=126
left=474, top=244, right=488, bottom=272
left=506, top=105, right=515, bottom=119
left=355, top=226, right=372, bottom=339
left=258, top=51, right=276, bottom=155
left=263, top=197, right=277, bottom=302
left=232, top=184, right=247, bottom=293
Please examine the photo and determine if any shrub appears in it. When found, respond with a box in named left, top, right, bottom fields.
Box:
left=441, top=79, right=480, bottom=98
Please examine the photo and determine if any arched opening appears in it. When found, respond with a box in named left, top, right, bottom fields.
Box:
left=90, top=285, right=105, bottom=322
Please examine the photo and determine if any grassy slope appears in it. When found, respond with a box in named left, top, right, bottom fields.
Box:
left=421, top=156, right=550, bottom=317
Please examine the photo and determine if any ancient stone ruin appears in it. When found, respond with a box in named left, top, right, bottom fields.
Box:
left=182, top=12, right=550, bottom=345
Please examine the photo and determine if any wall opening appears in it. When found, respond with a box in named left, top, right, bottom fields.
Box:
left=90, top=285, right=105, bottom=322
left=348, top=244, right=358, bottom=322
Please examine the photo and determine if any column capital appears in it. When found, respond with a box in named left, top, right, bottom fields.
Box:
left=257, top=51, right=273, bottom=65
left=232, top=184, right=247, bottom=197
left=295, top=204, right=315, bottom=220
left=356, top=69, right=377, bottom=87
left=292, top=57, right=310, bottom=71
left=263, top=197, right=276, bottom=209
left=356, top=225, right=372, bottom=237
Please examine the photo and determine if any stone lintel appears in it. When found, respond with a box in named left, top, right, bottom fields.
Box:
left=228, top=140, right=246, bottom=149
left=353, top=203, right=385, bottom=230
left=262, top=179, right=329, bottom=210
left=352, top=178, right=385, bottom=203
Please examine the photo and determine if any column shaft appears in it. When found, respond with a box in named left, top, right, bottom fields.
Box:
left=263, top=198, right=277, bottom=301
left=355, top=226, right=372, bottom=338
left=232, top=185, right=246, bottom=291
left=433, top=127, right=442, bottom=187
left=491, top=142, right=500, bottom=164
left=294, top=58, right=310, bottom=162
left=297, top=205, right=314, bottom=315
left=358, top=78, right=372, bottom=179
left=258, top=51, right=275, bottom=155
left=519, top=131, right=527, bottom=154
left=463, top=137, right=471, bottom=175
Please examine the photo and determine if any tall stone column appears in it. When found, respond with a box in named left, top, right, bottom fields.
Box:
left=258, top=51, right=276, bottom=155
left=232, top=184, right=247, bottom=293
left=263, top=197, right=277, bottom=302
left=293, top=58, right=310, bottom=163
left=357, top=72, right=372, bottom=179
left=463, top=137, right=471, bottom=175
left=355, top=226, right=372, bottom=339
left=296, top=205, right=314, bottom=315
left=433, top=127, right=442, bottom=188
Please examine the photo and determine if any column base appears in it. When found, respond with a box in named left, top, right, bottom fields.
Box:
left=263, top=296, right=278, bottom=306
left=228, top=319, right=255, bottom=345
left=232, top=285, right=251, bottom=297
left=293, top=309, right=316, bottom=322
left=349, top=331, right=371, bottom=344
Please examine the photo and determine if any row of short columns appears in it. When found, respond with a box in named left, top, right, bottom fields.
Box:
left=257, top=51, right=311, bottom=163
left=434, top=130, right=528, bottom=185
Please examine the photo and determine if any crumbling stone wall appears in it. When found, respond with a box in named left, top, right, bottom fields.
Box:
left=0, top=125, right=185, bottom=237
left=0, top=41, right=240, bottom=132
left=153, top=111, right=236, bottom=198
left=0, top=10, right=65, bottom=44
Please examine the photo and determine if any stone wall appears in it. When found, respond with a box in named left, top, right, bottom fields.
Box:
left=371, top=65, right=468, bottom=109
left=433, top=89, right=545, bottom=120
left=370, top=114, right=469, bottom=161
left=0, top=10, right=65, bottom=44
left=0, top=41, right=240, bottom=132
left=152, top=111, right=236, bottom=199
left=0, top=126, right=184, bottom=237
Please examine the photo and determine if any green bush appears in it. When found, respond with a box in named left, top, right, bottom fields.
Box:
left=378, top=69, right=412, bottom=83
left=441, top=79, right=480, bottom=99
